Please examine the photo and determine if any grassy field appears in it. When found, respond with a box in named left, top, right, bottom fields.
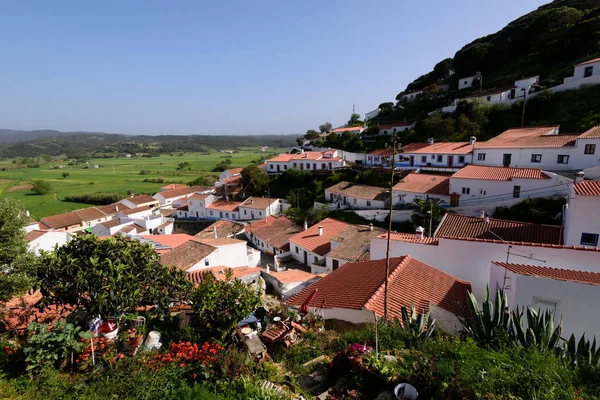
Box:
left=0, top=148, right=283, bottom=219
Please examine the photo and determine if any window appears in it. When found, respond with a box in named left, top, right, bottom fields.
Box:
left=480, top=189, right=486, bottom=195
left=383, top=130, right=387, bottom=135
left=225, top=213, right=229, bottom=218
left=585, top=144, right=596, bottom=155
left=284, top=165, right=288, bottom=170
left=244, top=209, right=247, bottom=215
left=533, top=297, right=557, bottom=315
left=431, top=155, right=435, bottom=160
left=332, top=259, right=340, bottom=271
left=584, top=66, right=594, bottom=78
left=436, top=155, right=443, bottom=162
left=531, top=154, right=542, bottom=163
left=477, top=153, right=486, bottom=161
left=293, top=163, right=297, bottom=168
left=366, top=201, right=371, bottom=207
left=270, top=164, right=274, bottom=169
left=421, top=156, right=427, bottom=163
left=464, top=80, right=468, bottom=85
left=557, top=155, right=569, bottom=164
left=513, top=185, right=521, bottom=198
left=296, top=246, right=299, bottom=254
left=581, top=233, right=599, bottom=246
left=458, top=156, right=465, bottom=163
left=462, top=187, right=470, bottom=195
left=314, top=256, right=318, bottom=263
left=486, top=96, right=491, bottom=101
left=209, top=211, right=214, bottom=216
left=204, top=259, right=209, bottom=266
left=258, top=211, right=262, bottom=216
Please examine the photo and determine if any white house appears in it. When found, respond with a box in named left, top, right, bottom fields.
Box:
left=178, top=193, right=217, bottom=219
left=325, top=224, right=386, bottom=273
left=38, top=207, right=113, bottom=233
left=286, top=255, right=471, bottom=332
left=90, top=219, right=135, bottom=237
left=489, top=261, right=600, bottom=339
left=118, top=195, right=159, bottom=210
left=402, top=90, right=423, bottom=102
left=260, top=269, right=322, bottom=298
left=365, top=148, right=394, bottom=167
left=449, top=165, right=573, bottom=207
left=159, top=184, right=188, bottom=192
left=195, top=219, right=246, bottom=241
left=564, top=175, right=600, bottom=248
left=550, top=57, right=600, bottom=93
left=288, top=218, right=351, bottom=272
left=377, top=121, right=415, bottom=135
left=392, top=173, right=451, bottom=205
left=245, top=215, right=302, bottom=256
left=397, top=138, right=475, bottom=170
left=458, top=76, right=475, bottom=90
left=205, top=199, right=242, bottom=220
left=27, top=230, right=70, bottom=255
left=364, top=108, right=380, bottom=121
left=324, top=181, right=389, bottom=209
left=264, top=149, right=345, bottom=174
left=153, top=187, right=192, bottom=207
left=238, top=197, right=284, bottom=221
left=116, top=206, right=155, bottom=220
left=218, top=168, right=243, bottom=183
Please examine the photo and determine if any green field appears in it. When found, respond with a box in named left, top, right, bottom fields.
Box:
left=0, top=148, right=283, bottom=219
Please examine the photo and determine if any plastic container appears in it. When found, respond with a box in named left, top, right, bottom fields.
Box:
left=144, top=331, right=161, bottom=350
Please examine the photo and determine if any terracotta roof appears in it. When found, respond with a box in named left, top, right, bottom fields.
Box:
left=123, top=195, right=157, bottom=205
left=195, top=220, right=245, bottom=240
left=574, top=180, right=600, bottom=196
left=140, top=234, right=196, bottom=251
left=117, top=224, right=147, bottom=235
left=287, top=256, right=471, bottom=318
left=329, top=225, right=386, bottom=262
left=492, top=262, right=600, bottom=287
left=97, top=203, right=130, bottom=215
left=176, top=205, right=188, bottom=211
left=1, top=291, right=70, bottom=332
left=220, top=175, right=243, bottom=186
left=195, top=237, right=246, bottom=246
left=118, top=205, right=154, bottom=216
left=160, top=240, right=217, bottom=271
left=187, top=267, right=260, bottom=285
left=267, top=151, right=343, bottom=163
left=379, top=121, right=414, bottom=130
left=264, top=269, right=322, bottom=284
left=156, top=187, right=192, bottom=199
left=434, top=214, right=562, bottom=245
left=189, top=193, right=211, bottom=200
left=289, top=218, right=351, bottom=256
left=190, top=185, right=213, bottom=193
left=74, top=207, right=107, bottom=221
left=224, top=167, right=243, bottom=175
left=578, top=125, right=600, bottom=139
left=39, top=212, right=83, bottom=230
left=476, top=126, right=577, bottom=149
left=463, top=84, right=514, bottom=99
left=240, top=197, right=278, bottom=210
left=161, top=184, right=188, bottom=191
left=326, top=181, right=389, bottom=201
left=246, top=215, right=302, bottom=250
left=401, top=142, right=473, bottom=155
left=206, top=199, right=241, bottom=212
left=26, top=230, right=48, bottom=242
left=451, top=165, right=550, bottom=181
left=156, top=221, right=173, bottom=229
left=368, top=148, right=394, bottom=157
left=377, top=232, right=440, bottom=245
left=98, top=219, right=125, bottom=229
left=393, top=173, right=450, bottom=195
left=575, top=57, right=600, bottom=66
left=332, top=126, right=365, bottom=133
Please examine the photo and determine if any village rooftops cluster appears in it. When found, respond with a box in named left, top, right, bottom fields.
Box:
left=328, top=224, right=386, bottom=262
left=475, top=126, right=577, bottom=149
left=392, top=174, right=450, bottom=196
left=325, top=181, right=389, bottom=201
left=451, top=165, right=551, bottom=180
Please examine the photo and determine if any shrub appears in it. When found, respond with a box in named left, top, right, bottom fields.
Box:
left=64, top=192, right=125, bottom=205
left=30, top=180, right=52, bottom=195
left=139, top=170, right=151, bottom=175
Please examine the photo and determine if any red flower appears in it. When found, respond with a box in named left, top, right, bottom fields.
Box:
left=180, top=363, right=186, bottom=368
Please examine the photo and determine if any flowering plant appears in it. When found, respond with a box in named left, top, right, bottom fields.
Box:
left=148, top=341, right=223, bottom=376
left=346, top=343, right=371, bottom=357
left=76, top=337, right=122, bottom=370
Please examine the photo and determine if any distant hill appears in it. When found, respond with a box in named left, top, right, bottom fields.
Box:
left=0, top=129, right=118, bottom=143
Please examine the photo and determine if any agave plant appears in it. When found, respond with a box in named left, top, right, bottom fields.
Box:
left=564, top=334, right=600, bottom=367
left=395, top=304, right=436, bottom=339
left=457, top=287, right=515, bottom=347
left=513, top=306, right=562, bottom=350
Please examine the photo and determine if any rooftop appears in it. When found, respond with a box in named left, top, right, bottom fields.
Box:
left=289, top=218, right=351, bottom=256
left=575, top=57, right=600, bottom=66
left=39, top=212, right=83, bottom=230
left=476, top=126, right=577, bottom=149
left=401, top=142, right=473, bottom=155
left=206, top=199, right=241, bottom=212
left=574, top=180, right=600, bottom=196
left=195, top=237, right=247, bottom=247
left=98, top=219, right=126, bottom=229
left=434, top=214, right=562, bottom=245
left=122, top=194, right=157, bottom=205
left=161, top=184, right=188, bottom=191
left=240, top=196, right=278, bottom=209
left=326, top=181, right=389, bottom=201
left=492, top=262, right=600, bottom=287
left=245, top=215, right=302, bottom=250
left=451, top=165, right=550, bottom=181
left=377, top=232, right=440, bottom=245
left=159, top=240, right=217, bottom=271
left=97, top=203, right=130, bottom=215
left=393, top=173, right=450, bottom=195
left=578, top=125, right=600, bottom=139
left=156, top=187, right=192, bottom=199
left=118, top=205, right=154, bottom=216
left=189, top=185, right=213, bottom=193
left=224, top=167, right=243, bottom=175
left=189, top=193, right=212, bottom=200
left=368, top=148, right=394, bottom=157
left=187, top=266, right=260, bottom=286
left=331, top=126, right=365, bottom=133
left=195, top=220, right=245, bottom=240
left=329, top=225, right=387, bottom=262
left=287, top=256, right=471, bottom=318
left=379, top=121, right=414, bottom=130
left=140, top=233, right=197, bottom=253
left=26, top=230, right=48, bottom=242
left=267, top=151, right=342, bottom=163
left=264, top=268, right=322, bottom=284
left=74, top=207, right=107, bottom=221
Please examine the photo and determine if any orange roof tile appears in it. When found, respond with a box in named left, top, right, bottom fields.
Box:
left=268, top=151, right=342, bottom=163
left=377, top=232, right=439, bottom=245
left=493, top=262, right=600, bottom=286
left=368, top=148, right=394, bottom=157
left=224, top=167, right=243, bottom=175
left=187, top=267, right=260, bottom=285
left=39, top=212, right=83, bottom=230
left=264, top=269, right=322, bottom=284
left=189, top=193, right=212, bottom=200
left=401, top=142, right=473, bottom=155
left=332, top=126, right=365, bottom=133
left=576, top=57, right=600, bottom=66
left=1, top=291, right=70, bottom=332
left=161, top=184, right=188, bottom=191
left=393, top=173, right=450, bottom=195
left=240, top=196, right=278, bottom=209
left=160, top=240, right=217, bottom=271
left=97, top=203, right=130, bottom=215
left=156, top=187, right=192, bottom=199
left=246, top=215, right=302, bottom=250
left=578, top=125, right=600, bottom=139
left=195, top=237, right=246, bottom=246
left=329, top=225, right=387, bottom=261
left=195, top=220, right=245, bottom=240
left=574, top=180, right=600, bottom=196
left=207, top=199, right=241, bottom=212
left=118, top=205, right=154, bottom=216
left=326, top=181, right=389, bottom=201
left=451, top=165, right=550, bottom=181
left=74, top=207, right=107, bottom=221
left=287, top=256, right=471, bottom=318
left=289, top=218, right=351, bottom=256
left=123, top=195, right=157, bottom=205
left=26, top=230, right=48, bottom=242
left=140, top=234, right=196, bottom=250
left=476, top=126, right=577, bottom=149
left=435, top=214, right=562, bottom=245
left=190, top=185, right=213, bottom=193
left=379, top=121, right=414, bottom=130
left=98, top=219, right=125, bottom=229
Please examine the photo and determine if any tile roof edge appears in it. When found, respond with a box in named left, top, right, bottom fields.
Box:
left=363, top=256, right=410, bottom=313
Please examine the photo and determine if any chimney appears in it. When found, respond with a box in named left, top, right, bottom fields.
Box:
left=369, top=223, right=373, bottom=231
left=213, top=225, right=218, bottom=238
left=484, top=212, right=490, bottom=224
left=427, top=138, right=434, bottom=145
left=416, top=226, right=425, bottom=239
left=575, top=171, right=585, bottom=184
left=300, top=149, right=305, bottom=154
left=115, top=205, right=119, bottom=212
left=250, top=199, right=253, bottom=204
left=470, top=136, right=477, bottom=145
left=303, top=220, right=308, bottom=231
left=318, top=226, right=323, bottom=236
left=480, top=210, right=486, bottom=219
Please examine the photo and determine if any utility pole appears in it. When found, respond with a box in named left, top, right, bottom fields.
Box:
left=384, top=129, right=398, bottom=320
left=429, top=199, right=433, bottom=238
left=520, top=88, right=528, bottom=128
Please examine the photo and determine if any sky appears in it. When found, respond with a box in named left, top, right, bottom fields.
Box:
left=0, top=1, right=550, bottom=135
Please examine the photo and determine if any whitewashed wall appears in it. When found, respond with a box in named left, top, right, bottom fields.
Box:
left=564, top=194, right=600, bottom=247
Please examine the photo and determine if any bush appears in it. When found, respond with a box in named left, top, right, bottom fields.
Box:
left=30, top=180, right=52, bottom=195
left=64, top=192, right=125, bottom=205
left=139, top=170, right=151, bottom=175
left=493, top=197, right=566, bottom=225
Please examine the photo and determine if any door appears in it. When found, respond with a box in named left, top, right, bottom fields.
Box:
left=303, top=250, right=308, bottom=265
left=277, top=165, right=280, bottom=172
left=510, top=88, right=516, bottom=99
left=410, top=156, right=414, bottom=167
left=251, top=211, right=255, bottom=219
left=513, top=186, right=521, bottom=198
left=300, top=163, right=304, bottom=170
left=450, top=193, right=460, bottom=207
left=328, top=162, right=332, bottom=170
left=332, top=259, right=339, bottom=271
left=343, top=196, right=347, bottom=205
left=503, top=154, right=512, bottom=167
left=313, top=163, right=316, bottom=171
left=448, top=156, right=453, bottom=167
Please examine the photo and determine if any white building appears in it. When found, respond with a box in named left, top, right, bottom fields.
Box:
left=449, top=165, right=573, bottom=207
left=118, top=195, right=159, bottom=210
left=27, top=230, right=70, bottom=255
left=377, top=121, right=415, bottom=135
left=458, top=76, right=475, bottom=90
left=324, top=181, right=389, bottom=209
left=153, top=187, right=192, bottom=207
left=365, top=148, right=394, bottom=167
left=264, top=149, right=345, bottom=174
left=238, top=197, right=284, bottom=220
left=218, top=168, right=243, bottom=183
left=364, top=108, right=380, bottom=121
left=178, top=193, right=218, bottom=219
left=392, top=173, right=451, bottom=205
left=402, top=90, right=423, bottom=102
left=325, top=224, right=386, bottom=273
left=397, top=138, right=475, bottom=170
left=489, top=261, right=600, bottom=339
left=564, top=175, right=600, bottom=248
left=550, top=57, right=600, bottom=93
left=245, top=215, right=302, bottom=256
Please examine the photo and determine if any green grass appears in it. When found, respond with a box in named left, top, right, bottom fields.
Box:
left=0, top=148, right=284, bottom=219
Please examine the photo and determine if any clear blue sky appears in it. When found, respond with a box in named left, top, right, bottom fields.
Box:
left=0, top=1, right=550, bottom=135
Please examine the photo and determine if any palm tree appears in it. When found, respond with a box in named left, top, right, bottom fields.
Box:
left=409, top=197, right=447, bottom=237
left=347, top=113, right=363, bottom=127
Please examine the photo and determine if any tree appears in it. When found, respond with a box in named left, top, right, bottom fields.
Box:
left=304, top=129, right=320, bottom=140
left=191, top=269, right=261, bottom=342
left=347, top=113, right=363, bottom=127
left=409, top=197, right=447, bottom=237
left=240, top=165, right=270, bottom=196
left=319, top=122, right=332, bottom=134
left=35, top=235, right=192, bottom=318
left=62, top=172, right=70, bottom=179
left=30, top=180, right=52, bottom=195
left=417, top=114, right=455, bottom=140
left=0, top=198, right=36, bottom=303
left=213, top=159, right=232, bottom=172
left=421, top=84, right=445, bottom=101
left=295, top=137, right=306, bottom=147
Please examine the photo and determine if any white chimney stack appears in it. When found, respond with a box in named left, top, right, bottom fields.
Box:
left=427, top=138, right=434, bottom=145
left=300, top=148, right=305, bottom=154
left=480, top=210, right=486, bottom=219
left=470, top=136, right=477, bottom=145
left=416, top=226, right=425, bottom=239
left=575, top=171, right=585, bottom=184
left=369, top=223, right=373, bottom=231
left=213, top=225, right=218, bottom=238
left=484, top=212, right=490, bottom=224
left=318, top=226, right=323, bottom=236
left=303, top=220, right=308, bottom=231
left=116, top=205, right=119, bottom=212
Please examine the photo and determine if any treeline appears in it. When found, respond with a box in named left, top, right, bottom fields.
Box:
left=64, top=192, right=125, bottom=205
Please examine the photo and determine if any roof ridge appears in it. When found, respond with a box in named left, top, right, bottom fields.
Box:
left=363, top=256, right=410, bottom=312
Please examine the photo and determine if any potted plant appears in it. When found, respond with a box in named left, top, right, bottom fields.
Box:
left=346, top=343, right=371, bottom=369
